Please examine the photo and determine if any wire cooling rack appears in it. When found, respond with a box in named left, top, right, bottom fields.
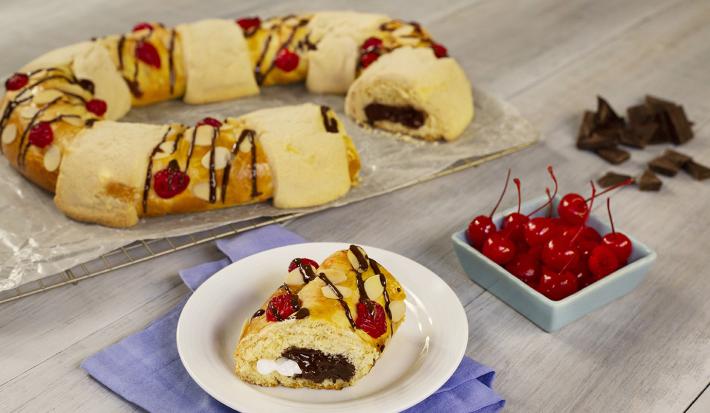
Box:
left=0, top=142, right=533, bottom=305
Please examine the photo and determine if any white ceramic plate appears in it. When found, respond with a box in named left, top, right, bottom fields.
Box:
left=177, top=242, right=468, bottom=413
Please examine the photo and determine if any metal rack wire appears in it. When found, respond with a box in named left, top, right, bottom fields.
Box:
left=0, top=142, right=533, bottom=305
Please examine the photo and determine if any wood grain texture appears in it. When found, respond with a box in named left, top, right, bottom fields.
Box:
left=1, top=0, right=709, bottom=412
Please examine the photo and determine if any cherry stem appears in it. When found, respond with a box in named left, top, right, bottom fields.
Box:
left=513, top=178, right=522, bottom=214
left=488, top=169, right=512, bottom=218
left=585, top=178, right=633, bottom=202
left=527, top=165, right=558, bottom=217
left=545, top=188, right=553, bottom=217
left=560, top=181, right=597, bottom=274
left=607, top=197, right=616, bottom=234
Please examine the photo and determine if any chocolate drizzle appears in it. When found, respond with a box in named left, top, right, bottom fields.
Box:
left=370, top=258, right=393, bottom=335
left=221, top=128, right=259, bottom=203
left=293, top=258, right=317, bottom=283
left=281, top=347, right=355, bottom=383
left=318, top=272, right=356, bottom=329
left=168, top=29, right=176, bottom=95
left=252, top=309, right=265, bottom=318
left=142, top=126, right=173, bottom=213
left=184, top=125, right=200, bottom=171
left=0, top=95, right=31, bottom=154
left=207, top=126, right=219, bottom=203
left=348, top=245, right=369, bottom=272
left=293, top=308, right=310, bottom=319
left=320, top=105, right=338, bottom=133
left=364, top=103, right=426, bottom=129
left=17, top=97, right=63, bottom=166
left=254, top=17, right=309, bottom=85
left=117, top=35, right=126, bottom=70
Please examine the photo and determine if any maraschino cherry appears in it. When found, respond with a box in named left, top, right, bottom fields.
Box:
left=153, top=159, right=189, bottom=198
left=524, top=166, right=559, bottom=246
left=505, top=248, right=541, bottom=286
left=85, top=99, right=107, bottom=117
left=431, top=42, right=448, bottom=58
left=600, top=198, right=632, bottom=264
left=482, top=233, right=517, bottom=265
left=5, top=73, right=28, bottom=91
left=28, top=122, right=54, bottom=148
left=501, top=178, right=528, bottom=245
left=135, top=41, right=161, bottom=69
left=132, top=22, right=153, bottom=32
left=588, top=244, right=619, bottom=280
left=537, top=267, right=578, bottom=301
left=274, top=49, right=299, bottom=72
left=197, top=117, right=222, bottom=128
left=236, top=17, right=261, bottom=33
left=466, top=169, right=511, bottom=249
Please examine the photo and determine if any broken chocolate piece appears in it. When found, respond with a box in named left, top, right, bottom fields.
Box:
left=663, top=149, right=692, bottom=167
left=618, top=128, right=646, bottom=149
left=577, top=132, right=617, bottom=150
left=649, top=156, right=679, bottom=176
left=596, top=147, right=630, bottom=165
left=598, top=171, right=633, bottom=188
left=595, top=96, right=625, bottom=129
left=646, top=96, right=694, bottom=145
left=577, top=111, right=596, bottom=141
left=627, top=104, right=655, bottom=127
left=638, top=169, right=662, bottom=191
left=683, top=160, right=710, bottom=181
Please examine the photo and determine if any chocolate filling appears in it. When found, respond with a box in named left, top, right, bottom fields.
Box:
left=364, top=103, right=426, bottom=129
left=281, top=347, right=355, bottom=383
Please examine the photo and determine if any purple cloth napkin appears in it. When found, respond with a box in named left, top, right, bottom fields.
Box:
left=82, top=225, right=504, bottom=413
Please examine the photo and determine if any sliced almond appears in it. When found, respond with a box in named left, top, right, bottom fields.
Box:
left=20, top=106, right=39, bottom=119
left=239, top=137, right=252, bottom=153
left=363, top=275, right=384, bottom=300
left=61, top=115, right=84, bottom=127
left=200, top=146, right=231, bottom=170
left=1, top=124, right=17, bottom=144
left=319, top=268, right=347, bottom=284
left=194, top=125, right=216, bottom=146
left=159, top=141, right=175, bottom=153
left=58, top=83, right=89, bottom=97
left=43, top=145, right=62, bottom=172
left=389, top=300, right=406, bottom=322
left=398, top=36, right=420, bottom=46
left=321, top=285, right=352, bottom=300
left=191, top=182, right=211, bottom=201
left=285, top=269, right=306, bottom=286
left=33, top=89, right=64, bottom=105
left=346, top=245, right=369, bottom=272
left=393, top=25, right=414, bottom=37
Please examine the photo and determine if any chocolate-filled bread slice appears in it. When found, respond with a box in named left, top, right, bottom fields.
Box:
left=234, top=245, right=406, bottom=389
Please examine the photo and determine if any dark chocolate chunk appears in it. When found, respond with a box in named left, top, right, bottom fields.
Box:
left=578, top=111, right=596, bottom=140
left=596, top=147, right=630, bottom=164
left=618, top=128, right=646, bottom=149
left=646, top=95, right=694, bottom=145
left=638, top=169, right=662, bottom=191
left=598, top=171, right=633, bottom=188
left=595, top=96, right=625, bottom=129
left=282, top=347, right=355, bottom=383
left=683, top=160, right=710, bottom=181
left=648, top=156, right=679, bottom=176
left=627, top=104, right=655, bottom=127
left=663, top=149, right=692, bottom=167
left=577, top=132, right=617, bottom=150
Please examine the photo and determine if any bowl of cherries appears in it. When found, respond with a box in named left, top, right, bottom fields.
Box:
left=452, top=166, right=656, bottom=332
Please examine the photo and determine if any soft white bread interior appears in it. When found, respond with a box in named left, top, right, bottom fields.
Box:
left=345, top=47, right=474, bottom=141
left=177, top=19, right=259, bottom=104
left=306, top=12, right=388, bottom=94
left=54, top=121, right=168, bottom=227
left=21, top=42, right=132, bottom=120
left=239, top=104, right=351, bottom=208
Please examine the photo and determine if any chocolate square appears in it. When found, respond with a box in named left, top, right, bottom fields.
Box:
left=646, top=95, right=694, bottom=145
left=598, top=171, right=633, bottom=188
left=596, top=147, right=630, bottom=164
left=649, top=156, right=679, bottom=176
left=683, top=160, right=710, bottom=180
left=627, top=104, right=655, bottom=127
left=595, top=96, right=626, bottom=129
left=638, top=169, right=662, bottom=191
left=619, top=128, right=647, bottom=149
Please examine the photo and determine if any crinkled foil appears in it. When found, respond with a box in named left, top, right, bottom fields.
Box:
left=0, top=87, right=537, bottom=291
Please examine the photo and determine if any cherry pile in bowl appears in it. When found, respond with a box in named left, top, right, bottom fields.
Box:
left=466, top=166, right=634, bottom=301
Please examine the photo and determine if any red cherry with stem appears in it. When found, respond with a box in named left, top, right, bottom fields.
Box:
left=361, top=37, right=383, bottom=52
left=355, top=300, right=387, bottom=338
left=502, top=178, right=529, bottom=244
left=601, top=198, right=632, bottom=263
left=431, top=42, right=448, bottom=58
left=197, top=117, right=222, bottom=128
left=135, top=41, right=161, bottom=68
left=588, top=244, right=619, bottom=280
left=482, top=233, right=517, bottom=265
left=236, top=17, right=261, bottom=32
left=85, top=99, right=107, bottom=116
left=153, top=159, right=190, bottom=198
left=274, top=48, right=299, bottom=72
left=585, top=178, right=635, bottom=202
left=526, top=165, right=559, bottom=218
left=5, top=73, right=29, bottom=91
left=288, top=258, right=319, bottom=272
left=505, top=250, right=541, bottom=286
left=542, top=236, right=579, bottom=272
left=266, top=293, right=300, bottom=322
left=132, top=22, right=153, bottom=32
left=558, top=193, right=588, bottom=226
left=360, top=51, right=380, bottom=68
left=466, top=169, right=511, bottom=249
left=524, top=216, right=560, bottom=247
left=537, top=268, right=578, bottom=300
left=28, top=121, right=54, bottom=148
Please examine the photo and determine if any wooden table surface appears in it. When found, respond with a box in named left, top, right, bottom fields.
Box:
left=1, top=0, right=709, bottom=412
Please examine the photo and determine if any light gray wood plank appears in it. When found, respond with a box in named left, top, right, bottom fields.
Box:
left=1, top=0, right=709, bottom=412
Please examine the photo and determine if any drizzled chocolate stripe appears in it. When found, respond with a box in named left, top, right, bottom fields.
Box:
left=293, top=258, right=317, bottom=283
left=117, top=35, right=126, bottom=70
left=254, top=18, right=309, bottom=85
left=168, top=29, right=176, bottom=95
left=18, top=97, right=63, bottom=166
left=208, top=126, right=218, bottom=203
left=318, top=272, right=356, bottom=329
left=221, top=129, right=259, bottom=203
left=370, top=258, right=393, bottom=335
left=348, top=245, right=369, bottom=272
left=252, top=309, right=265, bottom=318
left=320, top=105, right=338, bottom=133
left=142, top=126, right=172, bottom=213
left=253, top=33, right=272, bottom=85
left=184, top=125, right=200, bottom=171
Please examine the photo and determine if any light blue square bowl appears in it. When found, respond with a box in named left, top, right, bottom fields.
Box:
left=452, top=194, right=657, bottom=332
